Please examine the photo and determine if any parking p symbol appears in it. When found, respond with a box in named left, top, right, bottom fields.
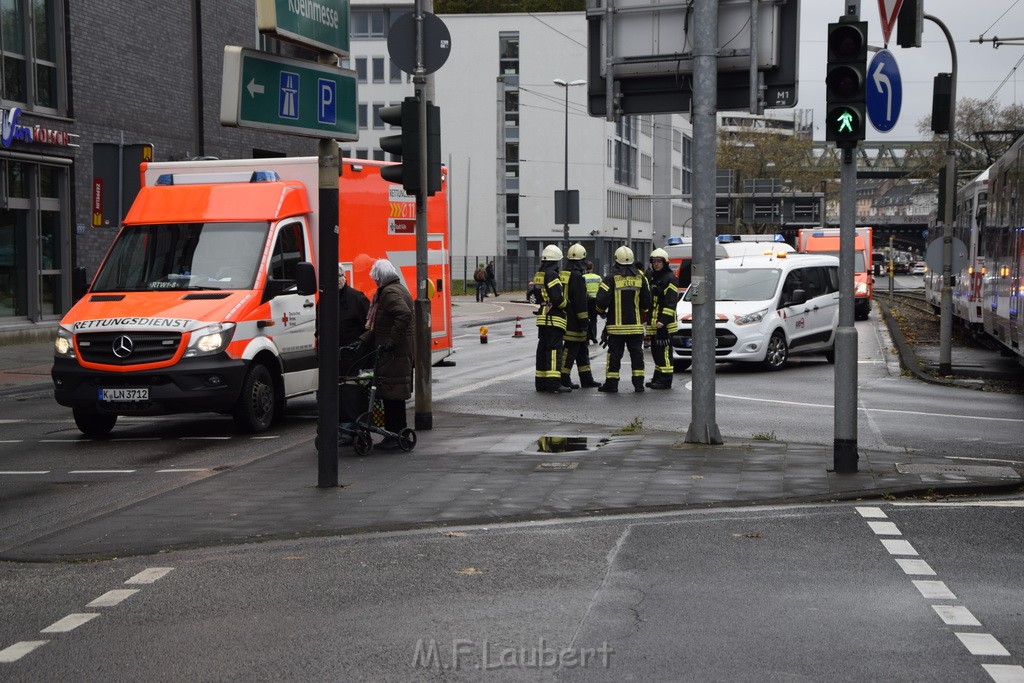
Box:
left=318, top=79, right=336, bottom=125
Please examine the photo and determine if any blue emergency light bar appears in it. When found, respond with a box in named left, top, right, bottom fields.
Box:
left=155, top=170, right=281, bottom=186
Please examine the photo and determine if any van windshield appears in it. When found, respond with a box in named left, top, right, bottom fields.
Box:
left=91, top=222, right=269, bottom=292
left=684, top=267, right=782, bottom=302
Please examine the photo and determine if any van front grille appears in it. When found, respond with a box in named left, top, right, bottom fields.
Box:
left=76, top=331, right=181, bottom=366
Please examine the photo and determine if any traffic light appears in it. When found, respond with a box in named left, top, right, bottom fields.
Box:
left=379, top=97, right=421, bottom=194
left=825, top=18, right=867, bottom=148
left=379, top=97, right=442, bottom=196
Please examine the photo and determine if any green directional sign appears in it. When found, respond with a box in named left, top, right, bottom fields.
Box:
left=257, top=0, right=349, bottom=57
left=220, top=47, right=358, bottom=140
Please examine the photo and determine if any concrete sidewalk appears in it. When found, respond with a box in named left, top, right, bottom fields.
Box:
left=2, top=297, right=1020, bottom=562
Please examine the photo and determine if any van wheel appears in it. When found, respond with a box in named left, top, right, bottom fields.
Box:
left=233, top=363, right=276, bottom=433
left=761, top=331, right=788, bottom=371
left=73, top=410, right=117, bottom=438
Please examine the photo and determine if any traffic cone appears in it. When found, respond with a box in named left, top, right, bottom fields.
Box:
left=480, top=326, right=489, bottom=344
left=512, top=316, right=524, bottom=338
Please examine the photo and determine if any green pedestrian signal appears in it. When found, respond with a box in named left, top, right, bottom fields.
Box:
left=836, top=110, right=854, bottom=133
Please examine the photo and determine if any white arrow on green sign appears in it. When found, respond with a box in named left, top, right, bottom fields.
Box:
left=220, top=46, right=358, bottom=140
left=257, top=0, right=349, bottom=57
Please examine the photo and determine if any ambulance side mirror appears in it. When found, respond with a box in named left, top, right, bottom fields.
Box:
left=295, top=261, right=317, bottom=296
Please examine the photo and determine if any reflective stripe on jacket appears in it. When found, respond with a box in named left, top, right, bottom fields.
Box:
left=595, top=266, right=651, bottom=336
left=646, top=268, right=679, bottom=334
left=533, top=262, right=567, bottom=330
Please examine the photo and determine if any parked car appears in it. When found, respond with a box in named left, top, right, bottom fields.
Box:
left=671, top=253, right=840, bottom=371
left=911, top=261, right=927, bottom=275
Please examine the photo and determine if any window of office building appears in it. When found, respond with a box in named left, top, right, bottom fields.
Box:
left=372, top=57, right=384, bottom=83
left=355, top=57, right=367, bottom=83
left=614, top=116, right=638, bottom=187
left=358, top=103, right=368, bottom=129
left=390, top=59, right=402, bottom=83
left=1, top=0, right=66, bottom=111
left=498, top=32, right=520, bottom=254
left=0, top=159, right=69, bottom=319
left=641, top=153, right=652, bottom=180
left=351, top=9, right=386, bottom=38
left=372, top=102, right=384, bottom=129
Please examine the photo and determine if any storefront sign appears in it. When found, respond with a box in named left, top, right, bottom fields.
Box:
left=1, top=107, right=75, bottom=148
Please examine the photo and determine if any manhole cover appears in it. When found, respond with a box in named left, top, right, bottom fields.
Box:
left=896, top=463, right=1020, bottom=479
left=534, top=462, right=579, bottom=471
left=538, top=436, right=588, bottom=453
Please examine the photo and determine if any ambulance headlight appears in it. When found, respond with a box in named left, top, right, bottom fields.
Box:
left=54, top=328, right=74, bottom=357
left=855, top=281, right=869, bottom=296
left=185, top=323, right=236, bottom=357
left=733, top=307, right=769, bottom=326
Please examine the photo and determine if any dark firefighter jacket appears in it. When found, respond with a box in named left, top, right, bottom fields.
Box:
left=596, top=264, right=651, bottom=335
left=645, top=267, right=679, bottom=335
left=560, top=260, right=590, bottom=343
left=533, top=261, right=567, bottom=331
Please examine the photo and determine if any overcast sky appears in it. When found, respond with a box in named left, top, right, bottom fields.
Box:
left=796, top=0, right=1024, bottom=141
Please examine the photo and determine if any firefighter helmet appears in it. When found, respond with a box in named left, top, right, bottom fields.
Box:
left=567, top=243, right=587, bottom=260
left=614, top=245, right=635, bottom=265
left=649, top=248, right=670, bottom=263
left=541, top=244, right=563, bottom=261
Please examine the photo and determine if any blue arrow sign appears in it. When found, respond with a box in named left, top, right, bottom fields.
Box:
left=867, top=49, right=902, bottom=133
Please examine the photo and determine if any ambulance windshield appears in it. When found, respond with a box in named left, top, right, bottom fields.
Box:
left=92, top=222, right=269, bottom=292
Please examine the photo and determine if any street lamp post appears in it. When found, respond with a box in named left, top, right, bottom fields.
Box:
left=554, top=78, right=585, bottom=250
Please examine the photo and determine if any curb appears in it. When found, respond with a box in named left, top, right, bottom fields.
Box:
left=876, top=298, right=971, bottom=389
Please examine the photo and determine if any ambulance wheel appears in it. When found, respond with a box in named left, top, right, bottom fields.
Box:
left=73, top=410, right=116, bottom=438
left=399, top=428, right=417, bottom=452
left=353, top=431, right=373, bottom=456
left=761, top=331, right=788, bottom=371
left=233, top=363, right=276, bottom=433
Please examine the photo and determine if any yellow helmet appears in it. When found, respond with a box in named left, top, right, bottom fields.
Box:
left=649, top=248, right=669, bottom=263
left=541, top=244, right=563, bottom=261
left=567, top=243, right=587, bottom=260
left=614, top=245, right=635, bottom=265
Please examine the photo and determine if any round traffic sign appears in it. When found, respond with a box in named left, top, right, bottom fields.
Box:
left=387, top=12, right=451, bottom=76
left=867, top=49, right=902, bottom=133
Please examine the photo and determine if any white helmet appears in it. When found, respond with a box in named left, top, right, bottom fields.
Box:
left=614, top=245, right=635, bottom=265
left=567, top=243, right=587, bottom=260
left=541, top=244, right=563, bottom=261
left=649, top=248, right=669, bottom=263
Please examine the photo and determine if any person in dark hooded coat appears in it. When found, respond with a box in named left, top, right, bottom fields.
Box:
left=359, top=259, right=414, bottom=448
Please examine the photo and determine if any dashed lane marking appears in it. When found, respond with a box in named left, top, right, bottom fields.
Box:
left=179, top=436, right=231, bottom=440
left=0, top=471, right=49, bottom=475
left=856, top=506, right=888, bottom=518
left=0, top=641, right=48, bottom=663
left=68, top=470, right=136, bottom=474
left=880, top=539, right=918, bottom=556
left=86, top=590, right=139, bottom=608
left=894, top=500, right=1024, bottom=508
left=895, top=558, right=936, bottom=576
left=40, top=614, right=99, bottom=633
left=866, top=520, right=901, bottom=535
left=155, top=468, right=208, bottom=473
left=982, top=664, right=1024, bottom=682
left=913, top=580, right=957, bottom=600
left=933, top=605, right=981, bottom=627
left=126, top=567, right=173, bottom=584
left=956, top=632, right=1011, bottom=657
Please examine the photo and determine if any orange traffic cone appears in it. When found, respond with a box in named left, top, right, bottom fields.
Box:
left=480, top=326, right=489, bottom=344
left=512, top=316, right=524, bottom=338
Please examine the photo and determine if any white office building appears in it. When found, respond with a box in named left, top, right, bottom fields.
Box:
left=343, top=4, right=694, bottom=278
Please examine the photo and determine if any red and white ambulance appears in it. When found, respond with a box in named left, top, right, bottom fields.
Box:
left=52, top=157, right=451, bottom=436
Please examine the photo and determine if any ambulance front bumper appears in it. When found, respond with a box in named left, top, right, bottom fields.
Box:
left=52, top=356, right=249, bottom=415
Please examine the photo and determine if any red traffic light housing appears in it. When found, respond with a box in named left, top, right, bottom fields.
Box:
left=378, top=96, right=442, bottom=196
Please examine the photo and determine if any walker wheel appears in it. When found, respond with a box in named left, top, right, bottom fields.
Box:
left=353, top=431, right=373, bottom=456
left=398, top=428, right=417, bottom=452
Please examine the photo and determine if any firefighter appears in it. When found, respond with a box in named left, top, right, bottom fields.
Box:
left=595, top=245, right=651, bottom=393
left=533, top=244, right=570, bottom=393
left=645, top=247, right=679, bottom=390
left=584, top=260, right=602, bottom=343
left=560, top=244, right=600, bottom=389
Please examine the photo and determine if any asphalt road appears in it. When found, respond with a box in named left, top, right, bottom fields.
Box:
left=1, top=502, right=1021, bottom=680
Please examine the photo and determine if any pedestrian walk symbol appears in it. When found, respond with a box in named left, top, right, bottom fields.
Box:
left=836, top=110, right=854, bottom=133
left=279, top=71, right=299, bottom=120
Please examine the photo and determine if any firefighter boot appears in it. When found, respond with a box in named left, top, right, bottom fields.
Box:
left=649, top=374, right=673, bottom=390
left=561, top=374, right=581, bottom=390
left=632, top=377, right=646, bottom=393
left=579, top=372, right=601, bottom=389
left=645, top=371, right=662, bottom=389
left=598, top=379, right=618, bottom=393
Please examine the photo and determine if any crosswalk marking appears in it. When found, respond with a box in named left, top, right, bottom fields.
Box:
left=880, top=539, right=918, bottom=556
left=912, top=580, right=956, bottom=600
left=932, top=605, right=981, bottom=626
left=982, top=664, right=1024, bottom=683
left=0, top=641, right=48, bottom=663
left=956, top=632, right=1010, bottom=657
left=40, top=613, right=99, bottom=633
left=86, top=590, right=140, bottom=607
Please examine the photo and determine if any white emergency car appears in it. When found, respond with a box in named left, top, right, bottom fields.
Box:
left=670, top=252, right=840, bottom=371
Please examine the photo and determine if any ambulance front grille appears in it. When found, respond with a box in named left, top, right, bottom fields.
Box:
left=76, top=331, right=182, bottom=366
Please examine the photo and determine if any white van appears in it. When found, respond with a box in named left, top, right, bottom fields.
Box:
left=671, top=252, right=840, bottom=371
left=719, top=241, right=795, bottom=259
